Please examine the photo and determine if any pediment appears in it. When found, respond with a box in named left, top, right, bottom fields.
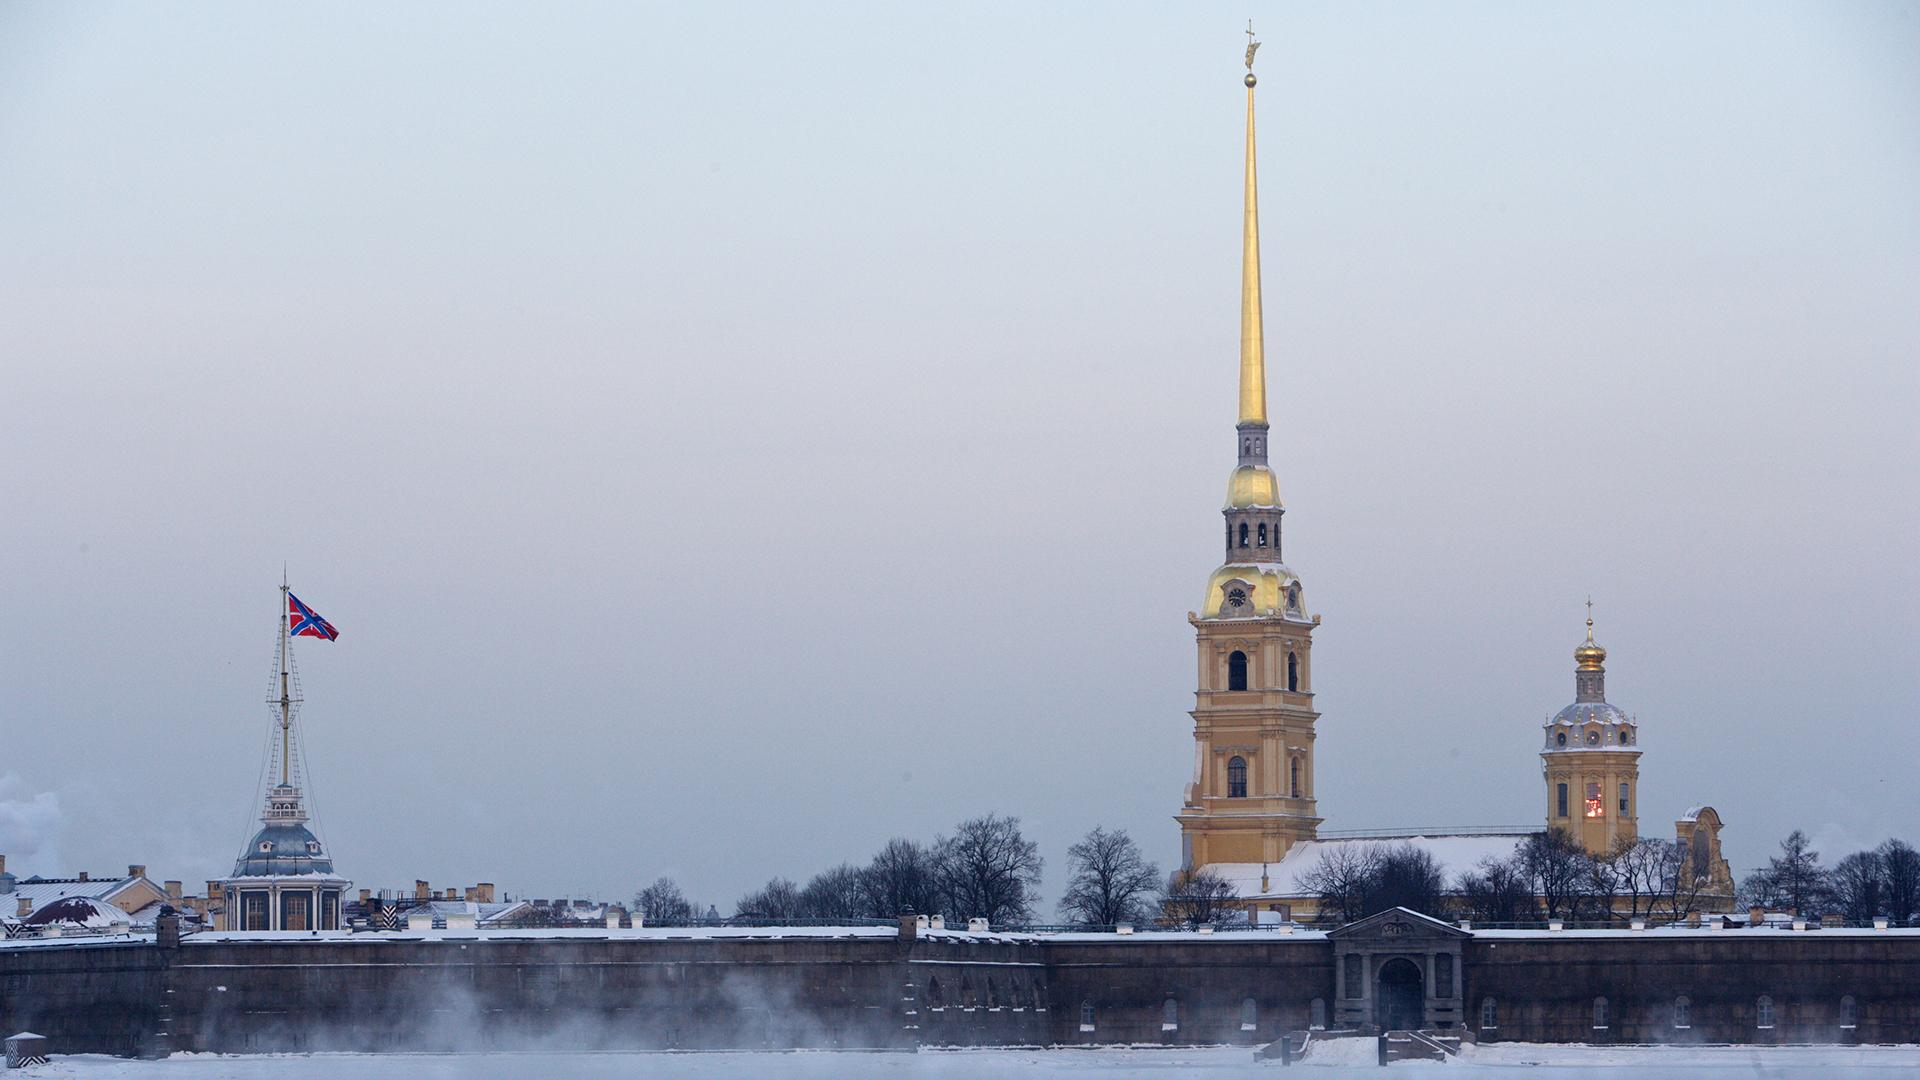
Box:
left=1326, top=907, right=1469, bottom=942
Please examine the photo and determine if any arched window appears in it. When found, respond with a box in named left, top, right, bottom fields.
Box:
left=1227, top=651, right=1248, bottom=691
left=1309, top=998, right=1327, bottom=1030
left=1079, top=1001, right=1095, bottom=1032
left=1619, top=783, right=1630, bottom=815
left=1593, top=996, right=1609, bottom=1029
left=925, top=976, right=944, bottom=1007
left=1241, top=997, right=1258, bottom=1031
left=1257, top=523, right=1267, bottom=547
left=1287, top=652, right=1299, bottom=691
left=1228, top=756, right=1248, bottom=798
left=1673, top=996, right=1691, bottom=1029
left=1557, top=782, right=1569, bottom=817
left=1619, top=730, right=1630, bottom=744
left=1032, top=980, right=1046, bottom=1010
left=1756, top=995, right=1774, bottom=1029
left=1286, top=582, right=1301, bottom=610
left=1480, top=998, right=1498, bottom=1030
left=962, top=976, right=977, bottom=1008
left=1289, top=757, right=1301, bottom=798
left=1238, top=523, right=1249, bottom=547
left=1587, top=730, right=1599, bottom=745
left=1840, top=995, right=1857, bottom=1029
left=986, top=977, right=1001, bottom=1008
left=1556, top=732, right=1567, bottom=747
left=1162, top=998, right=1179, bottom=1030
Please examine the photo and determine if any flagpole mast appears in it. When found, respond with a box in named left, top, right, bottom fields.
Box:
left=279, top=573, right=292, bottom=788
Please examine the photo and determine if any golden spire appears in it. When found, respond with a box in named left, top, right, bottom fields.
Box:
left=1575, top=596, right=1608, bottom=671
left=1239, top=22, right=1268, bottom=427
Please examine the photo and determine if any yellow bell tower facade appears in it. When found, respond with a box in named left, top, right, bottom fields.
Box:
left=1176, top=40, right=1324, bottom=871
left=1541, top=611, right=1641, bottom=856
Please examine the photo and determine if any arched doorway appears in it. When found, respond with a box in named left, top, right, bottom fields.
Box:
left=1376, top=957, right=1424, bottom=1032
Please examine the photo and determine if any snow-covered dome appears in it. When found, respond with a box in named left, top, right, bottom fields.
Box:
left=232, top=823, right=335, bottom=877
left=23, top=895, right=127, bottom=929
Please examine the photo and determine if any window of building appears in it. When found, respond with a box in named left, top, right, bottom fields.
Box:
left=1674, top=996, right=1691, bottom=1029
left=1238, top=523, right=1249, bottom=547
left=987, top=977, right=1001, bottom=1009
left=925, top=976, right=943, bottom=1007
left=1241, top=997, right=1258, bottom=1032
left=1257, top=523, right=1267, bottom=547
left=1619, top=730, right=1630, bottom=744
left=1032, top=980, right=1046, bottom=1011
left=1289, top=757, right=1301, bottom=798
left=1079, top=1001, right=1095, bottom=1033
left=1756, top=995, right=1774, bottom=1029
left=281, top=891, right=310, bottom=932
left=1593, top=996, right=1609, bottom=1030
left=1287, top=652, right=1299, bottom=691
left=1227, top=756, right=1248, bottom=798
left=1557, top=783, right=1569, bottom=818
left=1286, top=582, right=1301, bottom=610
left=242, top=891, right=269, bottom=932
left=1310, top=998, right=1327, bottom=1030
left=1162, top=998, right=1179, bottom=1031
left=1434, top=953, right=1453, bottom=997
left=1840, top=995, right=1857, bottom=1029
left=1228, top=650, right=1248, bottom=691
left=1557, top=732, right=1567, bottom=747
left=1343, top=955, right=1362, bottom=998
left=1585, top=782, right=1604, bottom=818
left=1619, top=783, right=1630, bottom=815
left=1480, top=998, right=1497, bottom=1030
left=1587, top=730, right=1599, bottom=745
left=962, top=977, right=977, bottom=1008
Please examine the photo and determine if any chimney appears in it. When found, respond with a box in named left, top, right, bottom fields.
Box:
left=16, top=896, right=31, bottom=918
left=207, top=881, right=223, bottom=901
left=415, top=880, right=430, bottom=900
left=359, top=889, right=372, bottom=903
left=444, top=887, right=456, bottom=900
left=0, top=854, right=7, bottom=874
left=476, top=883, right=495, bottom=904
left=78, top=871, right=89, bottom=882
left=464, top=886, right=476, bottom=902
left=128, top=865, right=146, bottom=879
left=1749, top=904, right=1767, bottom=928
left=165, top=881, right=182, bottom=900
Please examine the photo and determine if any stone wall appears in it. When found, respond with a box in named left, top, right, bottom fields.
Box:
left=2, top=926, right=1917, bottom=1057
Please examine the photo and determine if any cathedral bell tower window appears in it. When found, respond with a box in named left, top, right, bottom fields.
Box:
left=1585, top=782, right=1604, bottom=818
left=1238, top=523, right=1249, bottom=547
left=1227, top=756, right=1248, bottom=798
left=1227, top=651, right=1249, bottom=691
left=1286, top=651, right=1299, bottom=691
left=1556, top=732, right=1567, bottom=747
left=1289, top=757, right=1300, bottom=798
left=1257, top=523, right=1267, bottom=547
left=1557, top=783, right=1569, bottom=817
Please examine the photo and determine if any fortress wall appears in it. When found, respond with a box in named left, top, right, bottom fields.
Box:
left=1465, top=933, right=1920, bottom=1044
left=1041, top=937, right=1335, bottom=1046
left=0, top=941, right=168, bottom=1057
left=2, top=928, right=1917, bottom=1056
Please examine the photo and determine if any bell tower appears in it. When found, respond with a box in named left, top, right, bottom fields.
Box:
left=1541, top=605, right=1641, bottom=856
left=1176, top=34, right=1323, bottom=871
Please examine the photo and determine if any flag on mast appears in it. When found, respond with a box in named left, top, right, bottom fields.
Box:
left=287, top=593, right=340, bottom=641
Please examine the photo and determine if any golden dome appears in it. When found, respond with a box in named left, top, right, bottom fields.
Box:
left=1225, top=465, right=1282, bottom=509
left=1574, top=617, right=1607, bottom=671
left=1201, top=563, right=1302, bottom=619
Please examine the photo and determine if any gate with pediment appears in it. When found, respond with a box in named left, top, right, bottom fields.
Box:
left=1326, top=908, right=1467, bottom=1031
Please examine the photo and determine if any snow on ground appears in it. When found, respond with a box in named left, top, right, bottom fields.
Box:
left=25, top=1044, right=1920, bottom=1079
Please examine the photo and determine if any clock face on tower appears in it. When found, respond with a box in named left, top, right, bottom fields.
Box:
left=1227, top=587, right=1248, bottom=609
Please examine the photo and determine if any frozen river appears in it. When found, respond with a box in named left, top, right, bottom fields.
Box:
left=32, top=1044, right=1920, bottom=1079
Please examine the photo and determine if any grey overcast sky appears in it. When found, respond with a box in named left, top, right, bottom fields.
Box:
left=1, top=2, right=1915, bottom=910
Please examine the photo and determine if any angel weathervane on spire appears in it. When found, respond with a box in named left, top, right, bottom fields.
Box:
left=1244, top=20, right=1261, bottom=70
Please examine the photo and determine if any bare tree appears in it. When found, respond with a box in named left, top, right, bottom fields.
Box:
left=1828, top=850, right=1885, bottom=925
left=1878, top=839, right=1919, bottom=927
left=1299, top=843, right=1380, bottom=926
left=735, top=877, right=802, bottom=921
left=797, top=864, right=867, bottom=922
left=1519, top=829, right=1591, bottom=920
left=1162, top=867, right=1240, bottom=926
left=1370, top=844, right=1449, bottom=919
left=634, top=877, right=694, bottom=925
left=1741, top=830, right=1828, bottom=914
left=859, top=838, right=945, bottom=918
left=933, top=814, right=1043, bottom=926
left=1456, top=856, right=1534, bottom=924
left=1057, top=826, right=1161, bottom=926
left=1608, top=837, right=1676, bottom=922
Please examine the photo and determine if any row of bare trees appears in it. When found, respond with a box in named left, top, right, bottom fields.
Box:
left=1302, top=830, right=1726, bottom=926
left=1739, top=832, right=1920, bottom=924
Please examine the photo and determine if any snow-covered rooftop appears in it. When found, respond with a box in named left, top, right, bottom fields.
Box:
left=1203, top=831, right=1540, bottom=900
